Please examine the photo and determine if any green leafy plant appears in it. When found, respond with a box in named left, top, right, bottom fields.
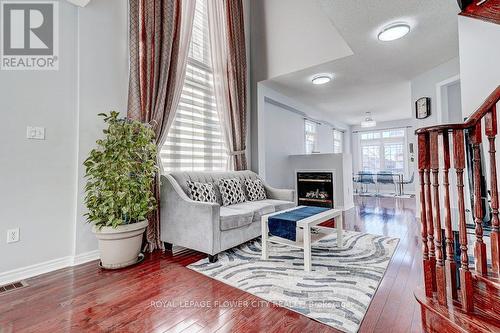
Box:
left=84, top=112, right=158, bottom=228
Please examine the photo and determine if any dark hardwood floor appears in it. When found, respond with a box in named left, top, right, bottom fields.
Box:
left=0, top=196, right=423, bottom=332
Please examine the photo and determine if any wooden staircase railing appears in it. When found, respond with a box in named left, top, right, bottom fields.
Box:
left=415, top=86, right=500, bottom=331
left=459, top=0, right=500, bottom=26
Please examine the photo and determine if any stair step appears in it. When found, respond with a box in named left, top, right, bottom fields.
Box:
left=473, top=272, right=500, bottom=322
left=474, top=272, right=500, bottom=289
left=415, top=288, right=500, bottom=333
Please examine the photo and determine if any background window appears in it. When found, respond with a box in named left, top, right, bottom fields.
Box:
left=383, top=143, right=405, bottom=173
left=305, top=120, right=318, bottom=154
left=361, top=145, right=380, bottom=171
left=359, top=128, right=407, bottom=174
left=162, top=0, right=228, bottom=172
left=333, top=129, right=343, bottom=153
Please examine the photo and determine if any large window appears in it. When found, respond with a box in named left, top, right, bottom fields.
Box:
left=161, top=0, right=228, bottom=172
left=359, top=128, right=406, bottom=174
left=333, top=129, right=343, bottom=153
left=304, top=120, right=318, bottom=154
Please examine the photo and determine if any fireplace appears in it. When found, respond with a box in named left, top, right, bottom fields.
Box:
left=296, top=170, right=334, bottom=208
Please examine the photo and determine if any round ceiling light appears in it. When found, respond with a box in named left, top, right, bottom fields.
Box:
left=361, top=112, right=377, bottom=128
left=312, top=74, right=333, bottom=85
left=378, top=23, right=410, bottom=42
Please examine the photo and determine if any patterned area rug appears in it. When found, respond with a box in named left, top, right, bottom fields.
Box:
left=188, top=231, right=399, bottom=333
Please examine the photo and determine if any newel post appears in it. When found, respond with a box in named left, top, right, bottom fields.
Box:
left=418, top=133, right=434, bottom=297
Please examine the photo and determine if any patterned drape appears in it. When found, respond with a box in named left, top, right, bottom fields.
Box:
left=225, top=0, right=248, bottom=171
left=207, top=0, right=248, bottom=171
left=128, top=0, right=195, bottom=251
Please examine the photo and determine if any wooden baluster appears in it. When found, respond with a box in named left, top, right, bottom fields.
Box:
left=418, top=133, right=433, bottom=297
left=470, top=122, right=488, bottom=276
left=485, top=105, right=500, bottom=274
left=430, top=131, right=447, bottom=305
left=453, top=129, right=474, bottom=312
left=442, top=132, right=458, bottom=300
left=424, top=134, right=437, bottom=292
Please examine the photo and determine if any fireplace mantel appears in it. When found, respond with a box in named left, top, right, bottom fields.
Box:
left=288, top=153, right=354, bottom=210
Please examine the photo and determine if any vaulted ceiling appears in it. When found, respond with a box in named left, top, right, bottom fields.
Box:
left=252, top=0, right=460, bottom=124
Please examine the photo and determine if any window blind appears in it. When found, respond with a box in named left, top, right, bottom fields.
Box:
left=161, top=0, right=228, bottom=172
left=333, top=129, right=343, bottom=153
left=304, top=120, right=318, bottom=154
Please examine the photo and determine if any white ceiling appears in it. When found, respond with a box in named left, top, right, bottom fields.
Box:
left=263, top=0, right=460, bottom=125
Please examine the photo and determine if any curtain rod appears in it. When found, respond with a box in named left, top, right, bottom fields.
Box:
left=352, top=125, right=413, bottom=134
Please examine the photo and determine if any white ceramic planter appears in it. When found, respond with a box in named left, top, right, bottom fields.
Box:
left=92, top=220, right=148, bottom=269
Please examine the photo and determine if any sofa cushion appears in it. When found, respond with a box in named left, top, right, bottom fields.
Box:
left=220, top=206, right=254, bottom=231
left=218, top=178, right=247, bottom=206
left=260, top=199, right=296, bottom=212
left=219, top=201, right=275, bottom=231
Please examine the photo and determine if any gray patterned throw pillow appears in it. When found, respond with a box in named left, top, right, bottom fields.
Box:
left=245, top=178, right=267, bottom=201
left=187, top=181, right=218, bottom=203
left=218, top=178, right=247, bottom=206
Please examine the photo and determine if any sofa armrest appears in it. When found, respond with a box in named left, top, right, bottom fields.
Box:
left=160, top=174, right=221, bottom=255
left=264, top=184, right=295, bottom=202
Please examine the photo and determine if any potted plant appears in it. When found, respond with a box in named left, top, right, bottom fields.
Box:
left=84, top=112, right=157, bottom=269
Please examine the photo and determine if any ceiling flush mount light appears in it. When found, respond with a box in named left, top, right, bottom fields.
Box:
left=378, top=23, right=410, bottom=42
left=312, top=73, right=333, bottom=85
left=361, top=112, right=376, bottom=128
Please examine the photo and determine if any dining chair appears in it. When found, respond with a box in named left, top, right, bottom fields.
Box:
left=376, top=171, right=397, bottom=195
left=358, top=171, right=376, bottom=194
left=398, top=172, right=415, bottom=196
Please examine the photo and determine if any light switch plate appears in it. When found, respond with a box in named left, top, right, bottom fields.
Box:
left=27, top=126, right=45, bottom=140
left=7, top=228, right=20, bottom=243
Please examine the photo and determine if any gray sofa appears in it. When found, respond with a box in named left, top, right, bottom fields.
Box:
left=160, top=170, right=295, bottom=262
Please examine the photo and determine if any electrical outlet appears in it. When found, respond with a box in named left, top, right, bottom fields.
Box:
left=7, top=228, right=20, bottom=243
left=26, top=126, right=45, bottom=140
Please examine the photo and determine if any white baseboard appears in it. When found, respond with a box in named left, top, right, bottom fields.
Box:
left=0, top=250, right=100, bottom=286
left=72, top=250, right=100, bottom=266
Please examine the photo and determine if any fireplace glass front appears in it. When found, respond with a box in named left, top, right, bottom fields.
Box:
left=296, top=171, right=334, bottom=208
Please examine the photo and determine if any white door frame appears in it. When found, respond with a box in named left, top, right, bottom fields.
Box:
left=436, top=74, right=460, bottom=124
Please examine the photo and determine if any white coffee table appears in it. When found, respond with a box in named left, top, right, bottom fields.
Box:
left=261, top=206, right=343, bottom=272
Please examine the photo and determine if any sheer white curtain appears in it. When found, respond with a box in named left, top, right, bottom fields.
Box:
left=206, top=1, right=233, bottom=169
left=157, top=0, right=197, bottom=174
left=206, top=0, right=248, bottom=171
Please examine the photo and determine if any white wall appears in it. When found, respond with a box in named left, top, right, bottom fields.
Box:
left=458, top=16, right=500, bottom=117
left=411, top=57, right=461, bottom=127
left=0, top=2, right=78, bottom=273
left=257, top=83, right=351, bottom=187
left=0, top=0, right=128, bottom=276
